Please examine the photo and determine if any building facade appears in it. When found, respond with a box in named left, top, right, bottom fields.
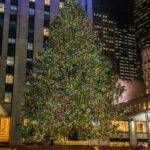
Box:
left=142, top=48, right=150, bottom=95
left=114, top=25, right=138, bottom=80
left=133, top=0, right=150, bottom=93
left=93, top=5, right=149, bottom=147
left=93, top=12, right=115, bottom=62
left=93, top=10, right=138, bottom=80
left=112, top=95, right=150, bottom=147
left=0, top=0, right=93, bottom=144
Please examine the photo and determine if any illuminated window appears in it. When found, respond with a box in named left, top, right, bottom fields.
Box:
left=143, top=102, right=147, bottom=110
left=28, top=43, right=33, bottom=50
left=8, top=38, right=16, bottom=44
left=30, top=0, right=35, bottom=2
left=59, top=2, right=64, bottom=9
left=137, top=142, right=148, bottom=147
left=0, top=3, right=4, bottom=13
left=5, top=75, right=13, bottom=84
left=6, top=57, right=14, bottom=66
left=44, top=28, right=49, bottom=36
left=45, top=0, right=50, bottom=5
left=110, top=142, right=129, bottom=146
left=0, top=117, right=10, bottom=142
left=112, top=121, right=129, bottom=132
left=148, top=101, right=150, bottom=109
left=29, top=8, right=35, bottom=15
left=136, top=122, right=147, bottom=133
left=10, top=5, right=17, bottom=12
left=146, top=89, right=149, bottom=94
left=4, top=92, right=12, bottom=103
left=146, top=81, right=148, bottom=86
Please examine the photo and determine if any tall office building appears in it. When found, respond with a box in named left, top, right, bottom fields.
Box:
left=93, top=12, right=115, bottom=62
left=93, top=9, right=138, bottom=80
left=134, top=0, right=150, bottom=94
left=115, top=25, right=138, bottom=80
left=134, top=0, right=150, bottom=50
left=0, top=0, right=93, bottom=144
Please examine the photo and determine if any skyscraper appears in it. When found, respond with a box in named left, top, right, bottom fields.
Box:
left=134, top=0, right=150, bottom=50
left=93, top=8, right=138, bottom=80
left=133, top=0, right=150, bottom=94
left=0, top=0, right=92, bottom=144
left=93, top=12, right=115, bottom=62
left=115, top=25, right=137, bottom=80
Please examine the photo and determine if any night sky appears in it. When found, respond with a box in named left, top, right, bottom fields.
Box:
left=93, top=0, right=134, bottom=25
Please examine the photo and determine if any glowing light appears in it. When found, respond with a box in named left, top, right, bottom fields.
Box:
left=0, top=117, right=10, bottom=142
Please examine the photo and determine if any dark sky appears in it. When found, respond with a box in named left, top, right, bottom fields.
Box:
left=93, top=0, right=134, bottom=25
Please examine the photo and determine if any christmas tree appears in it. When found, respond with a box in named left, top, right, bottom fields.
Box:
left=20, top=0, right=125, bottom=143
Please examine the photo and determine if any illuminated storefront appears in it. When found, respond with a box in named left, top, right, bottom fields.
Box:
left=0, top=105, right=10, bottom=143
left=0, top=117, right=10, bottom=143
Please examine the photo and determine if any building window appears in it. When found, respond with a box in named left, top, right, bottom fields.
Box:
left=6, top=57, right=14, bottom=66
left=112, top=121, right=129, bottom=132
left=44, top=19, right=49, bottom=28
left=5, top=75, right=13, bottom=84
left=0, top=117, right=10, bottom=142
left=5, top=84, right=13, bottom=93
left=11, top=0, right=18, bottom=6
left=29, top=8, right=35, bottom=15
left=148, top=101, right=150, bottom=109
left=26, top=60, right=33, bottom=70
left=137, top=142, right=148, bottom=147
left=0, top=3, right=4, bottom=12
left=4, top=92, right=12, bottom=103
left=110, top=142, right=129, bottom=146
left=45, top=0, right=50, bottom=5
left=0, top=12, right=4, bottom=20
left=7, top=43, right=15, bottom=57
left=29, top=1, right=35, bottom=9
left=143, top=102, right=147, bottom=109
left=9, top=28, right=16, bottom=39
left=146, top=89, right=149, bottom=94
left=0, top=0, right=5, bottom=4
left=28, top=33, right=34, bottom=43
left=136, top=122, right=147, bottom=133
left=27, top=43, right=33, bottom=50
left=27, top=50, right=33, bottom=59
left=10, top=5, right=17, bottom=14
left=28, top=15, right=35, bottom=30
left=6, top=65, right=14, bottom=74
left=0, top=3, right=5, bottom=13
left=44, top=28, right=49, bottom=36
left=44, top=5, right=50, bottom=12
left=59, top=2, right=64, bottom=9
left=8, top=38, right=16, bottom=44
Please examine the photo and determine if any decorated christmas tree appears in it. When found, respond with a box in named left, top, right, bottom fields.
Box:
left=20, top=0, right=125, bottom=143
